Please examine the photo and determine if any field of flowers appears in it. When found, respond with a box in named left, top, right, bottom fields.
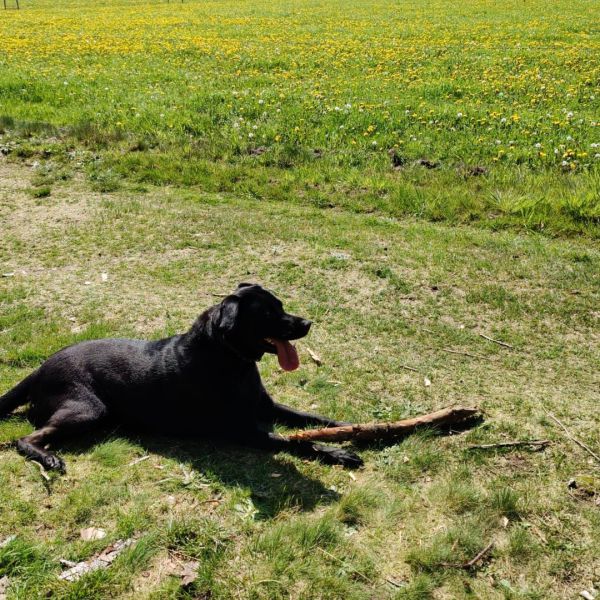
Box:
left=0, top=0, right=599, bottom=231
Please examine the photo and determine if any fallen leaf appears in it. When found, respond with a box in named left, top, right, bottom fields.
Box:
left=424, top=377, right=432, bottom=387
left=180, top=560, right=199, bottom=586
left=101, top=272, right=108, bottom=282
left=270, top=472, right=282, bottom=478
left=80, top=527, right=107, bottom=541
left=163, top=554, right=199, bottom=587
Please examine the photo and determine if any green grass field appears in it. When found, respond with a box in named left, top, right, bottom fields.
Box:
left=0, top=0, right=599, bottom=235
left=1, top=0, right=600, bottom=598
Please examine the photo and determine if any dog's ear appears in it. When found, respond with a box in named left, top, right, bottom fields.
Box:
left=216, top=295, right=240, bottom=333
left=236, top=282, right=255, bottom=290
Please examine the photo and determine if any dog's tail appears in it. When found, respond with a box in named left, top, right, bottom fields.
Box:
left=0, top=370, right=37, bottom=419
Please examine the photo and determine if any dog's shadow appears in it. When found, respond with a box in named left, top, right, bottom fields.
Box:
left=138, top=435, right=341, bottom=519
left=25, top=420, right=341, bottom=519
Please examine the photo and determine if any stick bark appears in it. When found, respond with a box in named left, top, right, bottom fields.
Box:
left=286, top=406, right=480, bottom=443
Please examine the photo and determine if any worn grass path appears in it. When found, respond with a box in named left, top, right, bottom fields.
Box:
left=0, top=159, right=599, bottom=599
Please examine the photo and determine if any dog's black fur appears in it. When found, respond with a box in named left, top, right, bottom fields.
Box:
left=0, top=283, right=362, bottom=471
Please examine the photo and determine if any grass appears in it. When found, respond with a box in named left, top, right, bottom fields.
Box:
left=0, top=0, right=599, bottom=596
left=0, top=160, right=599, bottom=598
left=0, top=0, right=598, bottom=235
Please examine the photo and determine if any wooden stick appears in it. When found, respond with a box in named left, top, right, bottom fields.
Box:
left=544, top=409, right=600, bottom=464
left=441, top=542, right=494, bottom=569
left=468, top=440, right=550, bottom=450
left=478, top=333, right=514, bottom=349
left=286, top=406, right=480, bottom=443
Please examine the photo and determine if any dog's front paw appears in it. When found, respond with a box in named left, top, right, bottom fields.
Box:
left=42, top=454, right=66, bottom=473
left=314, top=445, right=364, bottom=469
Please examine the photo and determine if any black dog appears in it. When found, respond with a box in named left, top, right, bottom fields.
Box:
left=0, top=283, right=363, bottom=471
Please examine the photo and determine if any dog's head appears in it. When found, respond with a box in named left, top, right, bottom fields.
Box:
left=212, top=283, right=311, bottom=370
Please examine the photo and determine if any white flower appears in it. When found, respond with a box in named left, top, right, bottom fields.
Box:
left=534, top=143, right=542, bottom=148
left=495, top=140, right=502, bottom=145
left=372, top=141, right=377, bottom=146
left=591, top=143, right=599, bottom=148
left=566, top=135, right=573, bottom=141
left=561, top=160, right=568, bottom=166
left=457, top=112, right=463, bottom=118
left=500, top=117, right=507, bottom=124
left=566, top=111, right=574, bottom=119
left=345, top=103, right=352, bottom=109
left=595, top=153, right=600, bottom=160
left=248, top=132, right=254, bottom=138
left=252, top=125, right=258, bottom=130
left=258, top=99, right=264, bottom=105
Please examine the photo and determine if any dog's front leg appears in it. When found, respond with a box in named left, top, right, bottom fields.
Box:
left=270, top=402, right=351, bottom=428
left=258, top=385, right=350, bottom=428
left=239, top=430, right=363, bottom=469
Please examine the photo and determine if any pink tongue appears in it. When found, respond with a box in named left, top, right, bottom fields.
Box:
left=272, top=339, right=300, bottom=371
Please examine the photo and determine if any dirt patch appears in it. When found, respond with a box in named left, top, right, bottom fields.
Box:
left=0, top=159, right=94, bottom=239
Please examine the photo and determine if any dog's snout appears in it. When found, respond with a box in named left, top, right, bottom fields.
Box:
left=300, top=319, right=312, bottom=334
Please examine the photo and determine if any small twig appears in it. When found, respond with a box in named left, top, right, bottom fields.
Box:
left=468, top=440, right=550, bottom=450
left=478, top=333, right=514, bottom=349
left=439, top=347, right=488, bottom=360
left=156, top=477, right=177, bottom=484
left=305, top=346, right=323, bottom=366
left=399, top=365, right=419, bottom=372
left=544, top=409, right=600, bottom=464
left=127, top=455, right=150, bottom=467
left=31, top=460, right=51, bottom=481
left=385, top=577, right=405, bottom=589
left=441, top=542, right=494, bottom=569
